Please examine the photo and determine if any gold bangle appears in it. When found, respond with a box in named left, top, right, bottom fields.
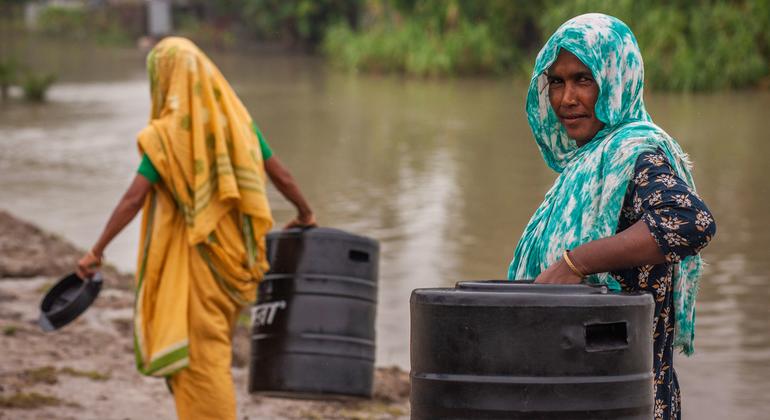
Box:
left=562, top=250, right=585, bottom=278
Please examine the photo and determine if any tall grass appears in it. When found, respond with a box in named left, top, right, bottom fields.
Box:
left=36, top=5, right=132, bottom=45
left=321, top=0, right=770, bottom=90
left=540, top=0, right=769, bottom=90
left=21, top=72, right=56, bottom=102
left=241, top=0, right=360, bottom=50
left=323, top=16, right=513, bottom=77
left=0, top=58, right=18, bottom=101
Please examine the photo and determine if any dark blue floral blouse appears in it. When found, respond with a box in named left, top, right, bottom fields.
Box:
left=612, top=150, right=716, bottom=420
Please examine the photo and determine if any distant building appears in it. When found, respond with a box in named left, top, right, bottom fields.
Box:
left=146, top=0, right=172, bottom=36
left=24, top=0, right=186, bottom=37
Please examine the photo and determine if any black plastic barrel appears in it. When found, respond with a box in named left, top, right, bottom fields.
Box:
left=248, top=227, right=379, bottom=398
left=410, top=280, right=654, bottom=419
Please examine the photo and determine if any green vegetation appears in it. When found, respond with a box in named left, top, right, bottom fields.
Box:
left=59, top=367, right=111, bottom=381
left=322, top=0, right=534, bottom=77
left=539, top=0, right=770, bottom=90
left=21, top=366, right=59, bottom=385
left=0, top=2, right=57, bottom=102
left=324, top=18, right=509, bottom=77
left=172, top=0, right=359, bottom=50
left=21, top=71, right=56, bottom=102
left=18, top=366, right=111, bottom=386
left=4, top=0, right=769, bottom=91
left=318, top=0, right=770, bottom=90
left=36, top=5, right=88, bottom=37
left=0, top=62, right=56, bottom=103
left=238, top=311, right=251, bottom=328
left=0, top=58, right=18, bottom=100
left=339, top=402, right=407, bottom=418
left=240, top=0, right=360, bottom=50
left=2, top=325, right=17, bottom=336
left=0, top=392, right=61, bottom=409
left=36, top=5, right=133, bottom=46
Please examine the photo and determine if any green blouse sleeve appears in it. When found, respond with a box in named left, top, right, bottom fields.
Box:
left=137, top=154, right=160, bottom=184
left=252, top=122, right=273, bottom=161
left=138, top=124, right=270, bottom=184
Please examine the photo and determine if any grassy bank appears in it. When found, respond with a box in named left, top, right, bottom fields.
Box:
left=539, top=0, right=770, bottom=90
left=320, top=0, right=770, bottom=91
left=324, top=19, right=513, bottom=77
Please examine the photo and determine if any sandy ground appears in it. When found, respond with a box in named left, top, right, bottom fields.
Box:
left=0, top=210, right=410, bottom=419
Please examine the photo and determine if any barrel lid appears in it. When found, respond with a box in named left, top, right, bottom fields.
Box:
left=412, top=279, right=651, bottom=307
left=267, top=227, right=379, bottom=249
left=456, top=280, right=609, bottom=294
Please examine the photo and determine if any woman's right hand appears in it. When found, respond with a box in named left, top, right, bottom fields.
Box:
left=534, top=258, right=584, bottom=284
left=76, top=251, right=102, bottom=280
left=284, top=212, right=317, bottom=229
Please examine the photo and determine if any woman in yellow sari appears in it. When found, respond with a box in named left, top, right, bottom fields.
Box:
left=76, top=37, right=315, bottom=419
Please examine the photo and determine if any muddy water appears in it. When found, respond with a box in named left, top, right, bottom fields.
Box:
left=1, top=40, right=769, bottom=419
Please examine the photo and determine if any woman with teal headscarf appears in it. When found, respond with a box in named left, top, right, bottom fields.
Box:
left=509, top=14, right=716, bottom=419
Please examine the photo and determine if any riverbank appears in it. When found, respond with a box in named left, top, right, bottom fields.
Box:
left=0, top=209, right=410, bottom=419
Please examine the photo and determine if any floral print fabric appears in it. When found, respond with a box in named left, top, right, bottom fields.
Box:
left=614, top=150, right=715, bottom=419
left=508, top=13, right=706, bottom=355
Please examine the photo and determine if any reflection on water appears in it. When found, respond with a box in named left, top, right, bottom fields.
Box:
left=1, top=40, right=769, bottom=419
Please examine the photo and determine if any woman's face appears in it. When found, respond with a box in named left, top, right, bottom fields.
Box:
left=547, top=50, right=604, bottom=145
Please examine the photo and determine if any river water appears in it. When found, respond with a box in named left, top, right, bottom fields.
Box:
left=1, top=40, right=769, bottom=419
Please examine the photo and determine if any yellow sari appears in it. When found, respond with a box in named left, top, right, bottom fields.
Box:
left=134, top=37, right=273, bottom=419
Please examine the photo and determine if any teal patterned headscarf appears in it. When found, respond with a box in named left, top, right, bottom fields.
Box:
left=508, top=13, right=702, bottom=355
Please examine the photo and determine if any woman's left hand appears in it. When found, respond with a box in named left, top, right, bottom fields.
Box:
left=534, top=259, right=583, bottom=284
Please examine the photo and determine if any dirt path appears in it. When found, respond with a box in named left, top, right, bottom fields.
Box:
left=0, top=210, right=410, bottom=419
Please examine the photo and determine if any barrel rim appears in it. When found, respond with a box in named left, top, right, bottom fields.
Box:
left=267, top=227, right=380, bottom=250
left=456, top=280, right=608, bottom=293
left=410, top=287, right=654, bottom=307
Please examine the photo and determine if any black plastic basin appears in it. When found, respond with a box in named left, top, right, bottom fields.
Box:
left=39, top=272, right=102, bottom=332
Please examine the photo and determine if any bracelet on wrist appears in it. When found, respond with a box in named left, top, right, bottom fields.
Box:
left=562, top=249, right=586, bottom=279
left=89, top=249, right=104, bottom=264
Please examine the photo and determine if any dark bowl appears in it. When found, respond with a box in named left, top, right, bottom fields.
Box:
left=39, top=272, right=102, bottom=332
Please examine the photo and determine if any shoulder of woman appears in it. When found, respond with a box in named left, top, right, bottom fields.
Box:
left=599, top=133, right=661, bottom=169
left=136, top=124, right=171, bottom=168
left=137, top=125, right=161, bottom=146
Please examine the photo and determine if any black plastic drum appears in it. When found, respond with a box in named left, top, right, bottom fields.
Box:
left=248, top=227, right=379, bottom=398
left=410, top=280, right=655, bottom=419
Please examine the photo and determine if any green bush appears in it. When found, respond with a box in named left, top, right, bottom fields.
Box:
left=0, top=58, right=18, bottom=101
left=88, top=12, right=134, bottom=46
left=241, top=0, right=361, bottom=49
left=323, top=13, right=513, bottom=77
left=37, top=6, right=88, bottom=38
left=34, top=5, right=132, bottom=45
left=22, top=72, right=56, bottom=102
left=321, top=0, right=770, bottom=90
left=539, top=0, right=768, bottom=90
